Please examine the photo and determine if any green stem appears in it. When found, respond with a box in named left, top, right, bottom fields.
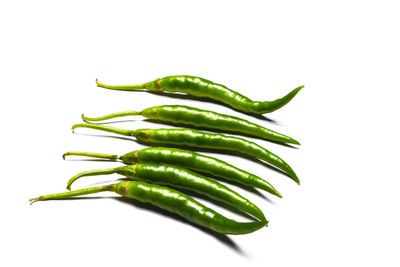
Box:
left=67, top=168, right=118, bottom=190
left=72, top=123, right=135, bottom=136
left=29, top=184, right=116, bottom=202
left=96, top=78, right=145, bottom=91
left=63, top=151, right=120, bottom=161
left=82, top=111, right=141, bottom=122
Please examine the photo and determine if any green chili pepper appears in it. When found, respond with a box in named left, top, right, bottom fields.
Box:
left=63, top=147, right=282, bottom=198
left=82, top=105, right=300, bottom=145
left=72, top=124, right=300, bottom=184
left=65, top=163, right=266, bottom=221
left=30, top=181, right=266, bottom=234
left=96, top=75, right=303, bottom=114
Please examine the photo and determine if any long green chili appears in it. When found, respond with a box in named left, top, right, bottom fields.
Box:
left=30, top=181, right=267, bottom=235
left=96, top=75, right=303, bottom=114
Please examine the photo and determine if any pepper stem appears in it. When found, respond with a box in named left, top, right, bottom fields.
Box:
left=82, top=111, right=141, bottom=122
left=29, top=184, right=116, bottom=202
left=96, top=78, right=145, bottom=91
left=72, top=123, right=135, bottom=136
left=66, top=168, right=118, bottom=190
left=63, top=151, right=120, bottom=161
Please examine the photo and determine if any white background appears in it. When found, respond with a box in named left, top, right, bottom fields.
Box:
left=1, top=0, right=399, bottom=266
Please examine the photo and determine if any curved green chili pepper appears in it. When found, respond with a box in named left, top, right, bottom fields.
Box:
left=30, top=181, right=266, bottom=234
left=96, top=75, right=303, bottom=114
left=63, top=147, right=282, bottom=198
left=72, top=124, right=300, bottom=184
left=65, top=164, right=266, bottom=221
left=82, top=105, right=300, bottom=145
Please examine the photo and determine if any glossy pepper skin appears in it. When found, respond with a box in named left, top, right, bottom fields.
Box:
left=30, top=181, right=267, bottom=235
left=82, top=105, right=300, bottom=145
left=72, top=124, right=300, bottom=184
left=66, top=163, right=266, bottom=221
left=63, top=147, right=282, bottom=198
left=96, top=75, right=304, bottom=114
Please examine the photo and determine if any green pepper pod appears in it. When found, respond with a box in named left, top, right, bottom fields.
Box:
left=30, top=181, right=266, bottom=234
left=96, top=75, right=303, bottom=114
left=66, top=163, right=266, bottom=221
left=63, top=147, right=282, bottom=198
left=82, top=105, right=300, bottom=145
left=72, top=124, right=300, bottom=184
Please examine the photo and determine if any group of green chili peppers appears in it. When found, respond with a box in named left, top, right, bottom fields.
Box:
left=30, top=75, right=303, bottom=235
